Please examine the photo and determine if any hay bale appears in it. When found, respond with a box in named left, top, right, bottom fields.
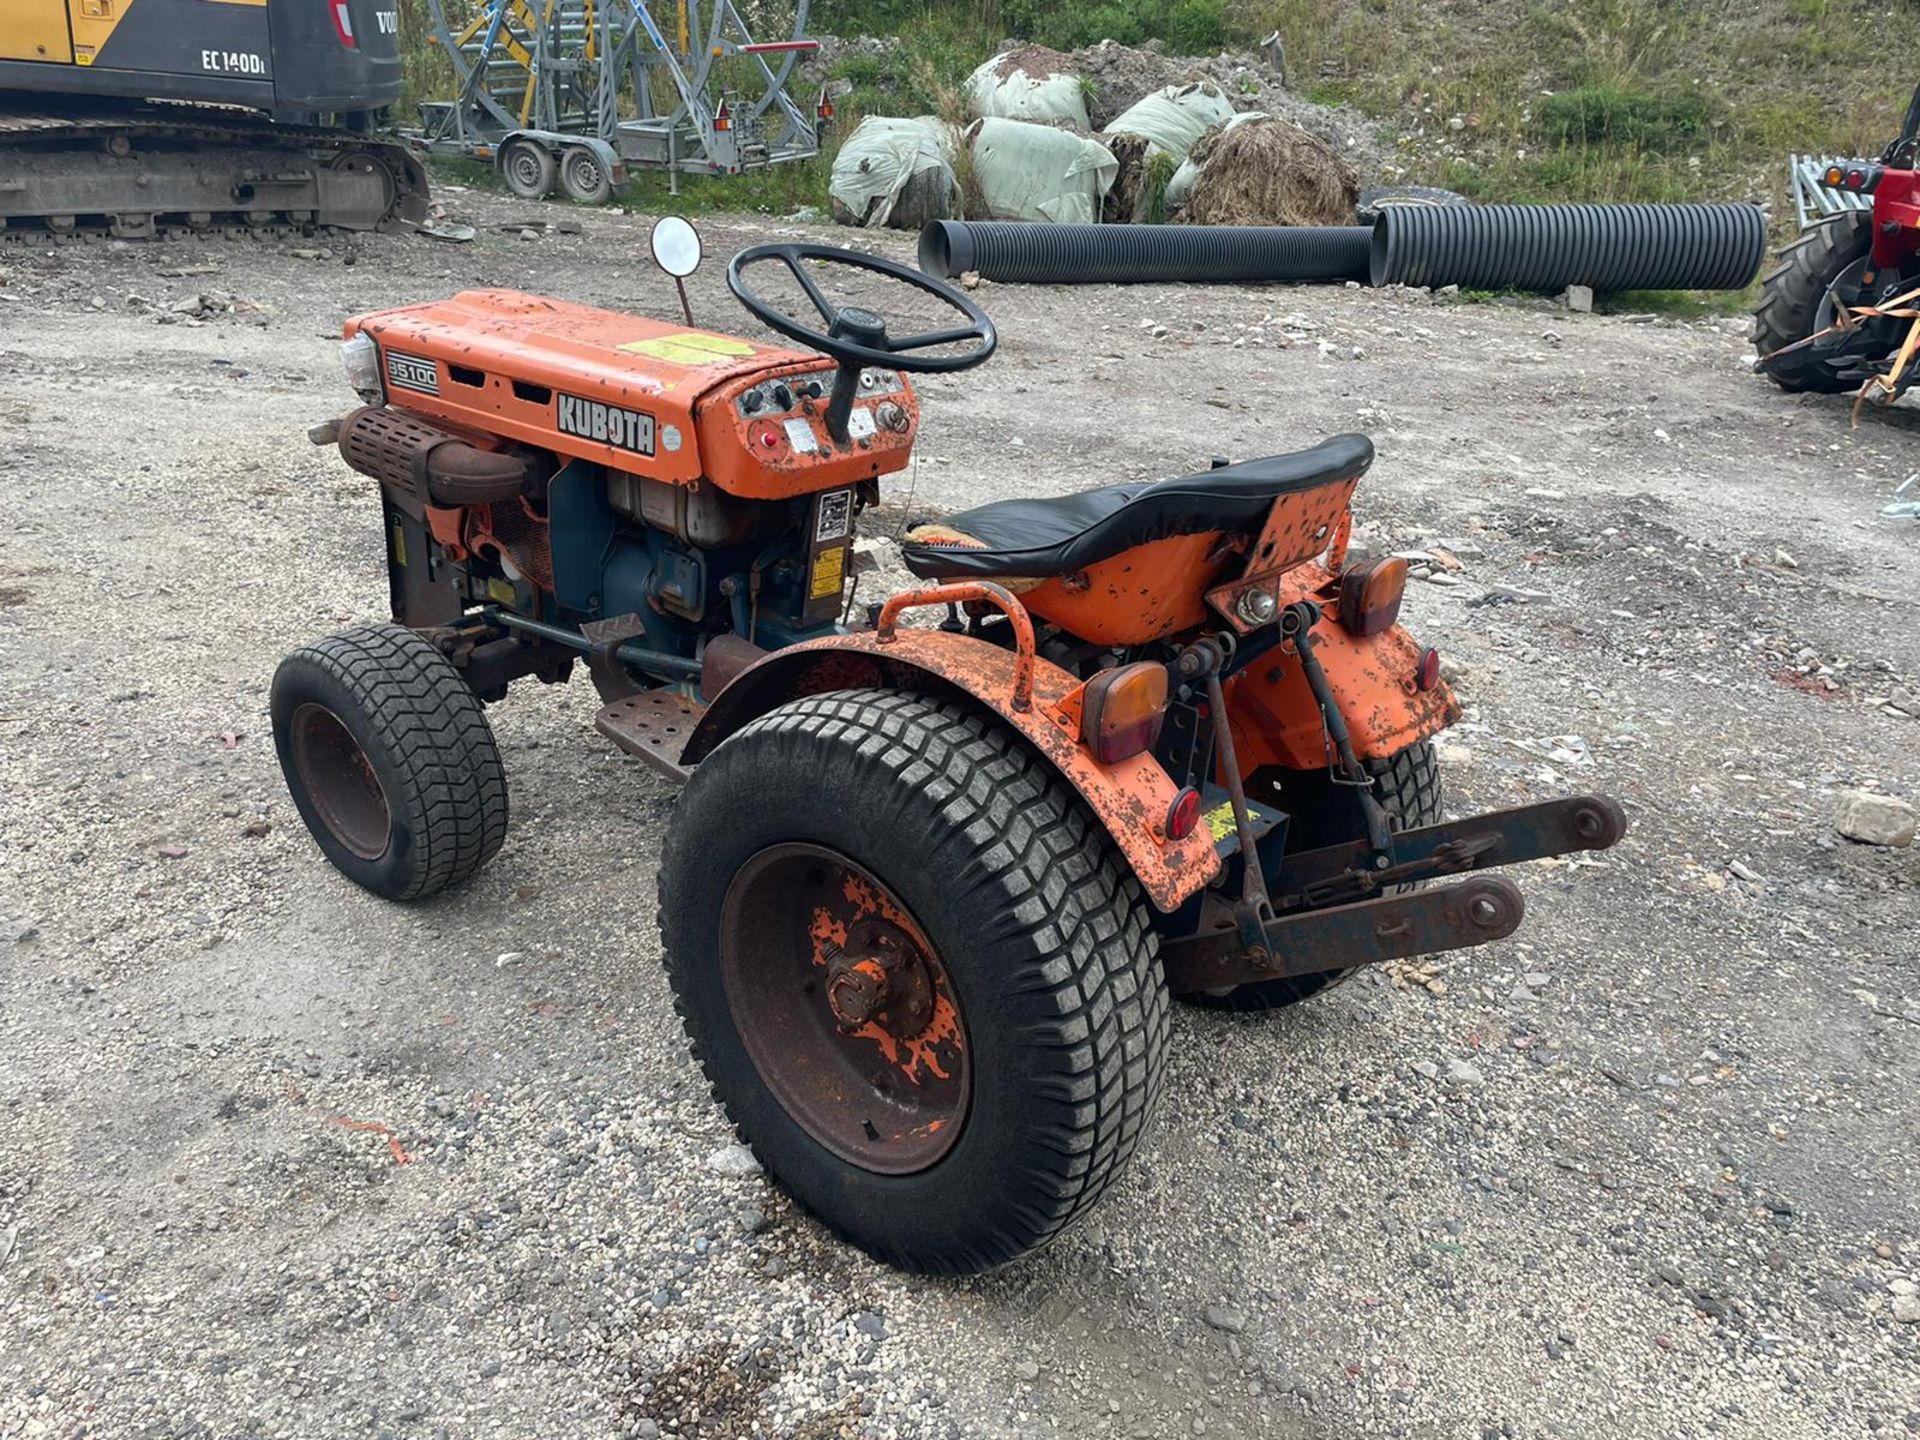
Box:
left=967, top=46, right=1089, bottom=128
left=1179, top=116, right=1358, bottom=228
left=1101, top=131, right=1151, bottom=224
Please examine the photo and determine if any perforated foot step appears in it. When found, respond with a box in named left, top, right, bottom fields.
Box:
left=594, top=689, right=704, bottom=785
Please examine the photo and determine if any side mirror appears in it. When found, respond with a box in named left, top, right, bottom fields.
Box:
left=650, top=215, right=704, bottom=278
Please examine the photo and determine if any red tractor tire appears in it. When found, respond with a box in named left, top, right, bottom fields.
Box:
left=1753, top=210, right=1875, bottom=394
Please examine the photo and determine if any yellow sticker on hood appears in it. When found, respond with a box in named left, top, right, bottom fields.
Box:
left=618, top=332, right=757, bottom=365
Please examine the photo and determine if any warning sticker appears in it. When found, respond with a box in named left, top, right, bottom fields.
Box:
left=617, top=332, right=757, bottom=366
left=809, top=545, right=846, bottom=599
left=1202, top=802, right=1239, bottom=843
left=815, top=489, right=852, bottom=543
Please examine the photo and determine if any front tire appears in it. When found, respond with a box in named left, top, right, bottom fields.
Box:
left=271, top=625, right=508, bottom=901
left=1184, top=741, right=1442, bottom=1013
left=659, top=690, right=1167, bottom=1273
left=1753, top=210, right=1874, bottom=393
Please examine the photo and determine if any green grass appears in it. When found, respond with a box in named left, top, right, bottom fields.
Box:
left=1239, top=0, right=1904, bottom=226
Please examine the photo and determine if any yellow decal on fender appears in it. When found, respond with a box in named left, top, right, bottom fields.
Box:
left=487, top=577, right=516, bottom=605
left=617, top=332, right=757, bottom=366
left=1202, top=802, right=1239, bottom=843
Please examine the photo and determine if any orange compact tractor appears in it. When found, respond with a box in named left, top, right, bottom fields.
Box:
left=275, top=223, right=1627, bottom=1272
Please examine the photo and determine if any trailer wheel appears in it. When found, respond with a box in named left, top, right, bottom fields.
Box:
left=499, top=138, right=557, bottom=201
left=660, top=690, right=1167, bottom=1273
left=271, top=625, right=508, bottom=901
left=559, top=147, right=614, bottom=205
left=1185, top=741, right=1442, bottom=1013
left=1753, top=210, right=1875, bottom=393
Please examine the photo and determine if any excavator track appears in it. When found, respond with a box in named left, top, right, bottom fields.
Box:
left=0, top=100, right=429, bottom=244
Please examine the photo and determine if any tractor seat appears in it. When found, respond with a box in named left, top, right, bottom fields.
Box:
left=901, top=433, right=1374, bottom=582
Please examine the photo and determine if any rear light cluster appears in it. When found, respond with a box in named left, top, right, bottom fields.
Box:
left=1336, top=556, right=1408, bottom=637
left=329, top=0, right=357, bottom=48
left=1081, top=662, right=1167, bottom=765
left=1823, top=162, right=1883, bottom=193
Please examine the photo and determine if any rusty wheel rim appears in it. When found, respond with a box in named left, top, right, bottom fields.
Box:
left=719, top=844, right=970, bottom=1174
left=288, top=703, right=391, bottom=862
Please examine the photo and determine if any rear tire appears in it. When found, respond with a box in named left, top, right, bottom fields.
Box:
left=659, top=690, right=1167, bottom=1273
left=1753, top=210, right=1874, bottom=393
left=1182, top=741, right=1442, bottom=1013
left=271, top=625, right=508, bottom=901
left=499, top=139, right=557, bottom=201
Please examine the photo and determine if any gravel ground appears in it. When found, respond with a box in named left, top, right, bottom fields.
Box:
left=2, top=191, right=1917, bottom=1440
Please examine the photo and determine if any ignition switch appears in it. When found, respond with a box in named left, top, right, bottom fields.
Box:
left=875, top=401, right=909, bottom=433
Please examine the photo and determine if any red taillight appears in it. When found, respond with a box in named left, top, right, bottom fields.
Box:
left=1337, top=556, right=1408, bottom=637
left=714, top=100, right=732, bottom=132
left=329, top=0, right=358, bottom=47
left=1081, top=662, right=1168, bottom=765
left=817, top=87, right=835, bottom=121
left=1166, top=786, right=1201, bottom=840
left=1416, top=647, right=1441, bottom=691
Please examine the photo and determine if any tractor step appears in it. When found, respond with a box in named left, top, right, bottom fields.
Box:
left=594, top=689, right=703, bottom=784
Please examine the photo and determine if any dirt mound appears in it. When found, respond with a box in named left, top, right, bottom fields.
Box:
left=1068, top=37, right=1386, bottom=180
left=985, top=43, right=1078, bottom=82
left=1179, top=116, right=1358, bottom=228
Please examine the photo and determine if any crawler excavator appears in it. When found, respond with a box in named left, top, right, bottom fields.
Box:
left=0, top=0, right=428, bottom=239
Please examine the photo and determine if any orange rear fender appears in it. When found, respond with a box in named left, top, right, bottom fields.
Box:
left=683, top=628, right=1222, bottom=913
left=1228, top=620, right=1460, bottom=772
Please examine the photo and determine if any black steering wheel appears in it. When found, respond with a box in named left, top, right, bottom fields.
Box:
left=727, top=242, right=996, bottom=441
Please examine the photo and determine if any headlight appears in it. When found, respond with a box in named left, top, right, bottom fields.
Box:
left=340, top=332, right=381, bottom=396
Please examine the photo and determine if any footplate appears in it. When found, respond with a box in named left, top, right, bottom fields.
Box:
left=594, top=689, right=704, bottom=784
left=1163, top=874, right=1525, bottom=994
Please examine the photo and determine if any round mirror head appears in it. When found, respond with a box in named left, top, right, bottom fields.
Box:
left=650, top=215, right=703, bottom=278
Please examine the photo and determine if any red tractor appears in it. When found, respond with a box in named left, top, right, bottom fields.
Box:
left=1756, top=83, right=1920, bottom=408
left=274, top=222, right=1626, bottom=1272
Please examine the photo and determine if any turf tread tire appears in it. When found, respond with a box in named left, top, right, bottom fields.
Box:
left=658, top=689, right=1167, bottom=1273
left=1752, top=210, right=1874, bottom=393
left=272, top=624, right=507, bottom=901
left=1183, top=741, right=1442, bottom=1014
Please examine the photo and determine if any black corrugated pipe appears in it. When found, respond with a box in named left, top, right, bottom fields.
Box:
left=1369, top=202, right=1767, bottom=292
left=918, top=220, right=1372, bottom=285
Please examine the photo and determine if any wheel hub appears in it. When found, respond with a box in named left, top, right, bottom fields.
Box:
left=719, top=844, right=969, bottom=1174
left=824, top=919, right=935, bottom=1035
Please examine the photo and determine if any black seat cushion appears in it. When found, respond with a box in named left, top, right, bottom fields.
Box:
left=901, top=433, right=1373, bottom=581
